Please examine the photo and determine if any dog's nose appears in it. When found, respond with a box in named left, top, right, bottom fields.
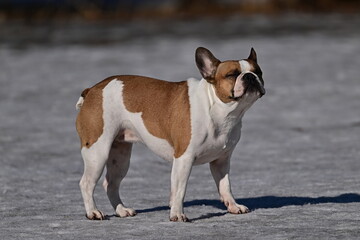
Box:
left=243, top=73, right=256, bottom=82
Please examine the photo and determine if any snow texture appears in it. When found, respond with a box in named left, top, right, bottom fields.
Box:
left=0, top=14, right=359, bottom=239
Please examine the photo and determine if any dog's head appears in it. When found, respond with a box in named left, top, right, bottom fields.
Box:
left=195, top=47, right=265, bottom=103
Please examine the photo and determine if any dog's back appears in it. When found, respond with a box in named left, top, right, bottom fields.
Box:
left=76, top=76, right=191, bottom=159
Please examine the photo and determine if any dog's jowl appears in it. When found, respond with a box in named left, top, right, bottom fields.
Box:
left=75, top=47, right=265, bottom=222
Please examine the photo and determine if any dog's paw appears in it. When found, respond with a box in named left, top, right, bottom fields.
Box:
left=86, top=210, right=105, bottom=220
left=170, top=214, right=189, bottom=222
left=116, top=205, right=137, bottom=218
left=227, top=203, right=250, bottom=214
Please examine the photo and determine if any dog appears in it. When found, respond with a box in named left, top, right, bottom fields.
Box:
left=75, top=47, right=265, bottom=222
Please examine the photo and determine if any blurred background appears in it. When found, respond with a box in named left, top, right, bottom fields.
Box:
left=0, top=0, right=360, bottom=46
left=0, top=0, right=360, bottom=21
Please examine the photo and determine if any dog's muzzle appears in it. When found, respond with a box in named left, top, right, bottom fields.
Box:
left=242, top=73, right=266, bottom=97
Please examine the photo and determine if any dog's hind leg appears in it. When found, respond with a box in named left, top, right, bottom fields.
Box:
left=103, top=140, right=136, bottom=218
left=79, top=138, right=112, bottom=220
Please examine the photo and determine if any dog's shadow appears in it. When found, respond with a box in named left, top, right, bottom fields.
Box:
left=135, top=193, right=360, bottom=222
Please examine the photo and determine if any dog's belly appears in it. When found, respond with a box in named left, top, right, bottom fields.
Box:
left=122, top=127, right=238, bottom=165
left=120, top=123, right=175, bottom=162
left=119, top=121, right=239, bottom=164
left=123, top=133, right=236, bottom=165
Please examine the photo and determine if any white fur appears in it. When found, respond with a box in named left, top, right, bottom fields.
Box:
left=75, top=96, right=84, bottom=110
left=239, top=60, right=251, bottom=72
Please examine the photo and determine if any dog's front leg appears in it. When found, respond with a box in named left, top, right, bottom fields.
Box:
left=210, top=155, right=249, bottom=214
left=169, top=156, right=194, bottom=222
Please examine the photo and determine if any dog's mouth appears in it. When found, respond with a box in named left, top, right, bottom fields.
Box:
left=230, top=73, right=265, bottom=100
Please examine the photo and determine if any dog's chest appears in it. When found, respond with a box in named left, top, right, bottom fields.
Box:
left=191, top=113, right=242, bottom=165
left=189, top=96, right=243, bottom=165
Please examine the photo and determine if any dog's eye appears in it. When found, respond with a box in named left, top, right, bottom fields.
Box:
left=226, top=71, right=240, bottom=79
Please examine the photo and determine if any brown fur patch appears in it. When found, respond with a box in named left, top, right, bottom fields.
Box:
left=76, top=77, right=115, bottom=148
left=213, top=61, right=241, bottom=103
left=121, top=75, right=191, bottom=158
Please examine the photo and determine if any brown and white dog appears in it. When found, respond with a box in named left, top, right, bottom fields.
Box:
left=75, top=47, right=265, bottom=222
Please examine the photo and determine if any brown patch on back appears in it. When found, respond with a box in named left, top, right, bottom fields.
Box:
left=121, top=75, right=191, bottom=158
left=76, top=77, right=115, bottom=148
left=213, top=61, right=241, bottom=103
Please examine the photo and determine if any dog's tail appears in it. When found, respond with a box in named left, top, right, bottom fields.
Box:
left=75, top=88, right=90, bottom=110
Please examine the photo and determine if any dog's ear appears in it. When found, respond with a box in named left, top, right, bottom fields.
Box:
left=248, top=47, right=257, bottom=63
left=195, top=47, right=220, bottom=83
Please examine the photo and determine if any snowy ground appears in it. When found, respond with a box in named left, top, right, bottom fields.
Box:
left=0, top=14, right=359, bottom=239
